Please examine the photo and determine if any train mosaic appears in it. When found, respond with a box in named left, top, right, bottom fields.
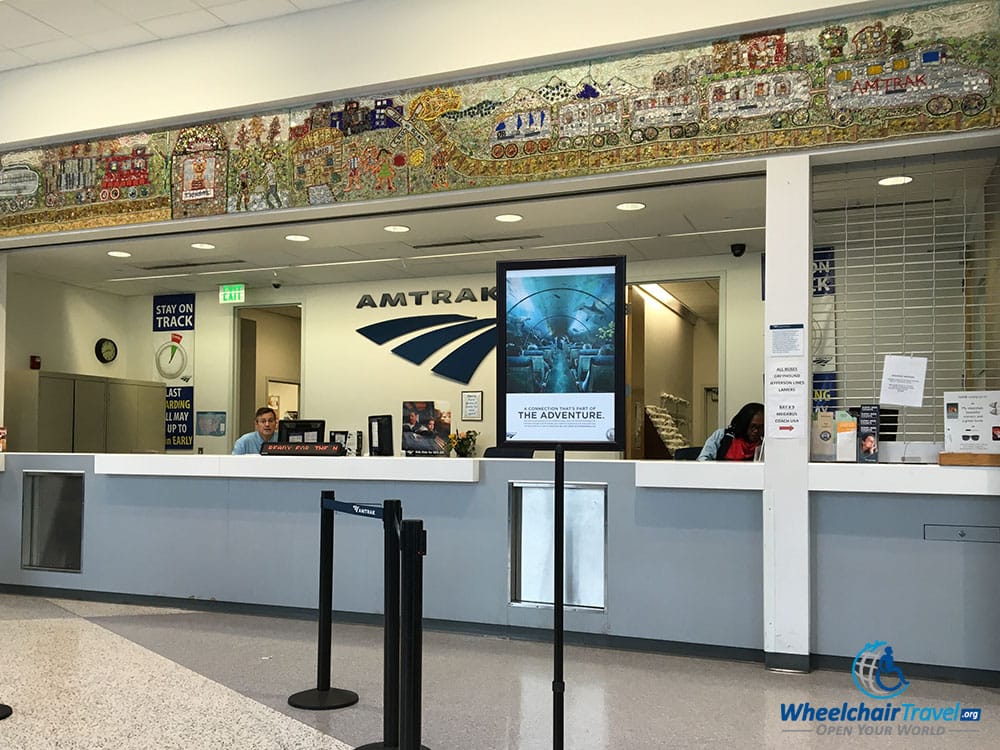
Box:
left=0, top=0, right=997, bottom=239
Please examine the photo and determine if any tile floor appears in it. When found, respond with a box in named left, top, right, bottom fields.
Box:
left=1, top=593, right=997, bottom=749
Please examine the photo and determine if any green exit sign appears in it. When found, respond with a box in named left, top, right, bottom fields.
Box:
left=219, top=283, right=245, bottom=304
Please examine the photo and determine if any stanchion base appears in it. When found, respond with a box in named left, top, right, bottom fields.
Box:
left=287, top=688, right=359, bottom=711
left=354, top=744, right=429, bottom=750
left=0, top=704, right=12, bottom=720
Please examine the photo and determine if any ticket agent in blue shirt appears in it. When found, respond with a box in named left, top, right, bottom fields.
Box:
left=232, top=406, right=279, bottom=454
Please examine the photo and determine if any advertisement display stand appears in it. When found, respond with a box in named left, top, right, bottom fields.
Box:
left=496, top=256, right=625, bottom=750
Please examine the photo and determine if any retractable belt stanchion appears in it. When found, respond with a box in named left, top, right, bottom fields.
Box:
left=288, top=490, right=360, bottom=710
left=552, top=444, right=566, bottom=750
left=399, top=519, right=428, bottom=750
left=357, top=499, right=408, bottom=750
left=0, top=703, right=11, bottom=720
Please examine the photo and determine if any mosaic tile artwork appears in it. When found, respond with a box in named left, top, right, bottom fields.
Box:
left=0, top=0, right=996, bottom=239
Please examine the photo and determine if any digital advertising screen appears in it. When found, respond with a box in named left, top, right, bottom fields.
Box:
left=496, top=256, right=625, bottom=451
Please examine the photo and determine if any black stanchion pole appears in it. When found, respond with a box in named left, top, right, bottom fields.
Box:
left=399, top=519, right=428, bottom=750
left=288, top=490, right=359, bottom=710
left=0, top=704, right=11, bottom=720
left=356, top=499, right=404, bottom=750
left=553, top=444, right=565, bottom=750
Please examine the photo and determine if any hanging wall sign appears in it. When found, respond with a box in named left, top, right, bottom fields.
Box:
left=496, top=256, right=625, bottom=451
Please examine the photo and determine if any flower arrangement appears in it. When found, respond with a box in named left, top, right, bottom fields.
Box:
left=448, top=429, right=479, bottom=457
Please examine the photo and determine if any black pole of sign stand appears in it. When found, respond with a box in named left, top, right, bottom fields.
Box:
left=0, top=704, right=11, bottom=721
left=553, top=444, right=565, bottom=750
left=357, top=499, right=425, bottom=750
left=288, top=490, right=360, bottom=710
left=399, top=519, right=428, bottom=750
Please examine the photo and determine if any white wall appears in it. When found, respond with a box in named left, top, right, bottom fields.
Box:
left=692, top=318, right=720, bottom=443
left=0, top=0, right=920, bottom=147
left=6, top=274, right=134, bottom=378
left=642, top=295, right=695, bottom=407
left=4, top=252, right=761, bottom=455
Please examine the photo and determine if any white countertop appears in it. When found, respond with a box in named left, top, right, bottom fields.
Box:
left=93, top=454, right=479, bottom=483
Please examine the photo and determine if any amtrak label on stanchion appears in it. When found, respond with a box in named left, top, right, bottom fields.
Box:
left=324, top=498, right=383, bottom=519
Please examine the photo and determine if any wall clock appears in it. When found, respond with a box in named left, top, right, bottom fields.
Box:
left=95, top=337, right=118, bottom=364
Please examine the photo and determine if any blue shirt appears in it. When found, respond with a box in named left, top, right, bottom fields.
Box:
left=232, top=431, right=277, bottom=455
left=697, top=428, right=725, bottom=461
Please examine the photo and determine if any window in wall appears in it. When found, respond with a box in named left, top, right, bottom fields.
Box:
left=811, top=148, right=999, bottom=442
left=509, top=482, right=606, bottom=610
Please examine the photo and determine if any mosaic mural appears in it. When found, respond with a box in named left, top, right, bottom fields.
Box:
left=0, top=0, right=997, bottom=239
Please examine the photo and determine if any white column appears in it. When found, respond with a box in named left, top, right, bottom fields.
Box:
left=763, top=155, right=811, bottom=670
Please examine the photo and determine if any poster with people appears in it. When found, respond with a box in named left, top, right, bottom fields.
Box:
left=496, top=256, right=625, bottom=450
left=401, top=401, right=452, bottom=456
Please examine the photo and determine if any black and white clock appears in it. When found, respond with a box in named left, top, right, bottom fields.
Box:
left=95, top=337, right=118, bottom=364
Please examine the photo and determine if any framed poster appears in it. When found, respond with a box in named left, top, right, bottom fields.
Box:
left=461, top=391, right=483, bottom=421
left=496, top=256, right=625, bottom=451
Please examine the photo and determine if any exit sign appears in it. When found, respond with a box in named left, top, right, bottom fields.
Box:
left=219, top=283, right=245, bottom=304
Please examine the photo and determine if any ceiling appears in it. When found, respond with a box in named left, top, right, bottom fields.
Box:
left=0, top=176, right=767, bottom=322
left=0, top=0, right=354, bottom=71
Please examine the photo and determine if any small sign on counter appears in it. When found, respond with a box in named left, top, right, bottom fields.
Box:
left=943, top=391, right=1000, bottom=455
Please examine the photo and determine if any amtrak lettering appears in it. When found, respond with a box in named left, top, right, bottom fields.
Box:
left=356, top=286, right=497, bottom=309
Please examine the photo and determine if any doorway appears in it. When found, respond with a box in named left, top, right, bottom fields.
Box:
left=625, top=279, right=719, bottom=459
left=236, top=305, right=302, bottom=438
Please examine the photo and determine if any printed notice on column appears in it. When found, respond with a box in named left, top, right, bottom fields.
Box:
left=766, top=360, right=808, bottom=438
left=769, top=323, right=805, bottom=358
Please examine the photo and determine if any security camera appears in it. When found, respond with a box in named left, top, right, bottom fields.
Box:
left=730, top=243, right=747, bottom=258
left=271, top=280, right=282, bottom=289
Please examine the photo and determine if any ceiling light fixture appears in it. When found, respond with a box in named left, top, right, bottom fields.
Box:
left=414, top=248, right=520, bottom=261
left=665, top=226, right=765, bottom=238
left=108, top=273, right=190, bottom=282
left=383, top=225, right=410, bottom=233
left=533, top=235, right=659, bottom=250
left=107, top=250, right=132, bottom=258
left=191, top=242, right=216, bottom=250
left=638, top=284, right=676, bottom=307
left=297, top=257, right=403, bottom=269
left=196, top=265, right=290, bottom=276
left=495, top=214, right=523, bottom=223
left=877, top=175, right=913, bottom=186
left=616, top=202, right=646, bottom=211
left=284, top=234, right=310, bottom=242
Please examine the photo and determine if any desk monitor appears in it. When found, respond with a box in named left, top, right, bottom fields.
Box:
left=368, top=414, right=393, bottom=456
left=278, top=419, right=325, bottom=444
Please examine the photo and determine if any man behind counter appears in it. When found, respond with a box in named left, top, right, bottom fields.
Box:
left=232, top=407, right=278, bottom=454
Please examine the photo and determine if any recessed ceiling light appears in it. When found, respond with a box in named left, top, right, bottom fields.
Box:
left=495, top=214, right=523, bottom=223
left=285, top=234, right=310, bottom=242
left=107, top=250, right=131, bottom=258
left=190, top=242, right=215, bottom=250
left=616, top=202, right=646, bottom=211
left=877, top=175, right=913, bottom=186
left=384, top=225, right=410, bottom=233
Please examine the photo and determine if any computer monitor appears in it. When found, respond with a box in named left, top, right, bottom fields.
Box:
left=368, top=415, right=394, bottom=456
left=278, top=419, right=325, bottom=444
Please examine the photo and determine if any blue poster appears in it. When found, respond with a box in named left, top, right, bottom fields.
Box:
left=813, top=371, right=838, bottom=412
left=153, top=293, right=195, bottom=331
left=165, top=386, right=194, bottom=450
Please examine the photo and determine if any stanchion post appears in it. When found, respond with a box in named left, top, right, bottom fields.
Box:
left=553, top=444, right=565, bottom=750
left=356, top=499, right=404, bottom=750
left=288, top=490, right=359, bottom=710
left=399, top=519, right=427, bottom=750
left=384, top=500, right=403, bottom=744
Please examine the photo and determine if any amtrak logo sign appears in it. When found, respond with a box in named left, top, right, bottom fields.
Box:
left=355, top=287, right=497, bottom=384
